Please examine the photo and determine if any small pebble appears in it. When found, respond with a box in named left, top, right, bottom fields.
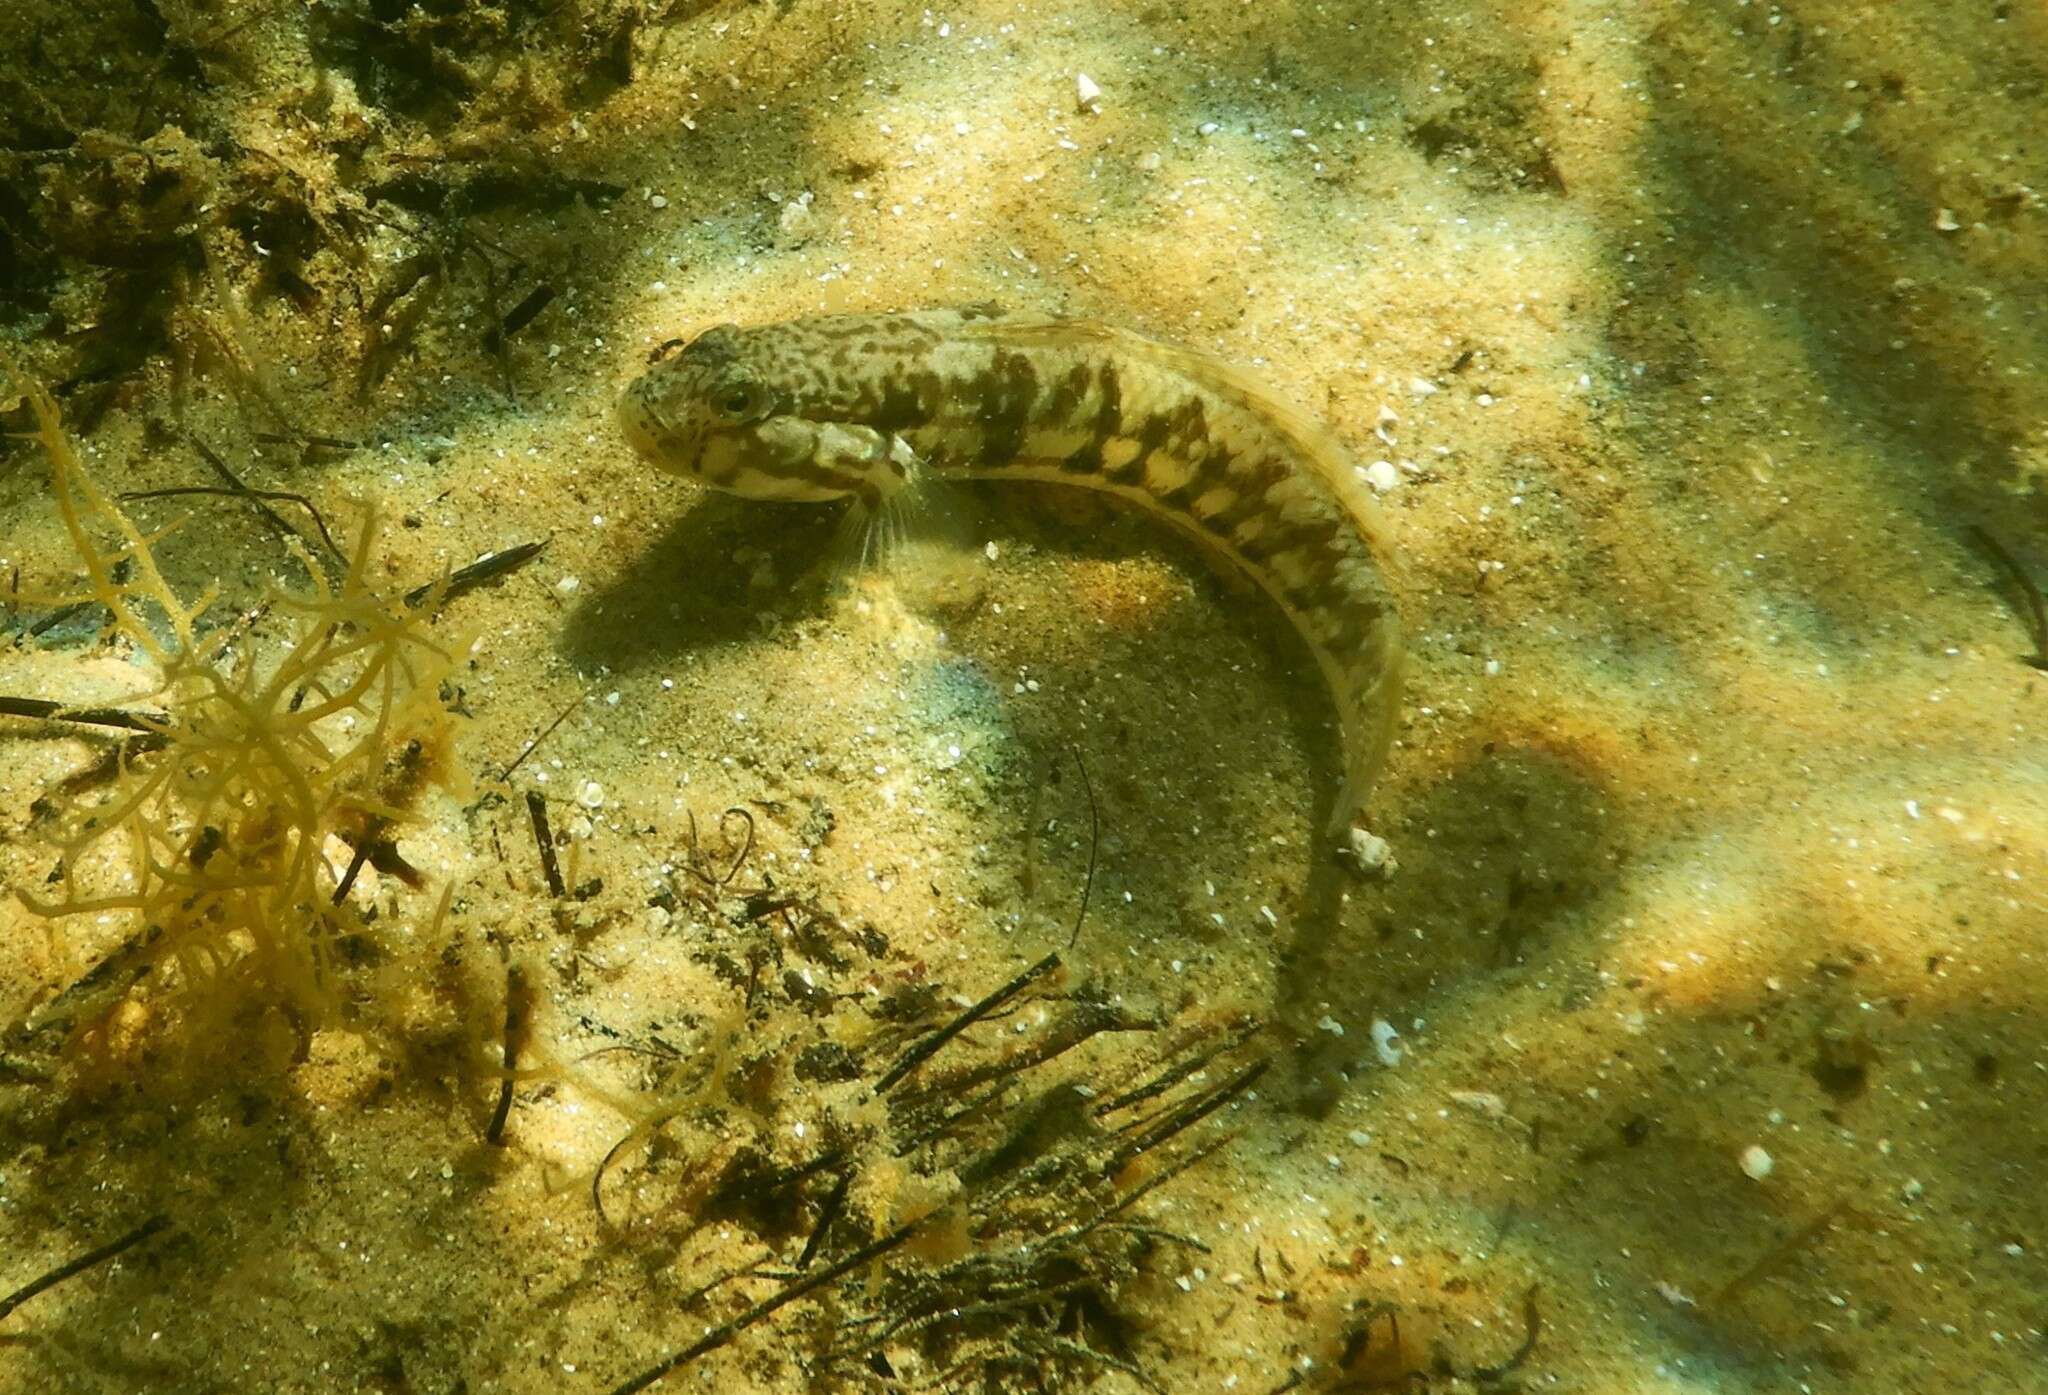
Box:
left=1370, top=1018, right=1403, bottom=1067
left=1344, top=827, right=1395, bottom=874
left=577, top=780, right=605, bottom=810
left=1075, top=72, right=1102, bottom=111
left=1739, top=1144, right=1774, bottom=1180
left=1362, top=460, right=1401, bottom=494
left=1449, top=1090, right=1507, bottom=1119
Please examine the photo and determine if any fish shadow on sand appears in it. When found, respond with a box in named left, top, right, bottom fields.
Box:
left=555, top=491, right=844, bottom=675
left=1274, top=740, right=1623, bottom=1117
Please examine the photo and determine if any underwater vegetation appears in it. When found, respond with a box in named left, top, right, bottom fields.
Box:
left=2, top=376, right=470, bottom=1075
left=586, top=929, right=1265, bottom=1392
left=0, top=383, right=1287, bottom=1394
left=0, top=0, right=720, bottom=440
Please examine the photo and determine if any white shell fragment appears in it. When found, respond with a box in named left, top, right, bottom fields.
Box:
left=1449, top=1090, right=1508, bottom=1120
left=1344, top=826, right=1396, bottom=875
left=1075, top=72, right=1102, bottom=112
left=1362, top=460, right=1401, bottom=494
left=1739, top=1144, right=1775, bottom=1180
left=1370, top=1018, right=1403, bottom=1067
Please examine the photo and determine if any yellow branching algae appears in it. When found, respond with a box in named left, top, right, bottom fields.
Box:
left=6, top=375, right=469, bottom=1073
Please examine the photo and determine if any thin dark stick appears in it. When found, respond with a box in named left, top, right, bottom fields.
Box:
left=873, top=952, right=1061, bottom=1096
left=1967, top=524, right=2048, bottom=669
left=1064, top=746, right=1099, bottom=948
left=1098, top=1132, right=1234, bottom=1224
left=188, top=436, right=348, bottom=564
left=1471, top=1285, right=1542, bottom=1381
left=526, top=791, right=566, bottom=898
left=24, top=601, right=95, bottom=640
left=1094, top=1018, right=1261, bottom=1119
left=0, top=696, right=169, bottom=733
left=120, top=484, right=344, bottom=563
left=0, top=1055, right=52, bottom=1085
left=497, top=284, right=557, bottom=341
left=404, top=540, right=547, bottom=610
left=332, top=834, right=375, bottom=906
left=0, top=1216, right=170, bottom=1323
left=888, top=997, right=1151, bottom=1109
left=891, top=1083, right=1013, bottom=1158
left=486, top=964, right=528, bottom=1145
left=21, top=559, right=130, bottom=640
left=1714, top=1201, right=1849, bottom=1305
left=600, top=1223, right=918, bottom=1395
left=252, top=431, right=361, bottom=452
left=1109, top=1059, right=1268, bottom=1168
left=500, top=690, right=583, bottom=781
left=795, top=1171, right=851, bottom=1270
left=684, top=807, right=755, bottom=889
left=672, top=1249, right=774, bottom=1312
left=1094, top=1222, right=1211, bottom=1253
left=754, top=1147, right=849, bottom=1200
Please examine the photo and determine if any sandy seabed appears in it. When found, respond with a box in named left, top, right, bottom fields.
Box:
left=2, top=2, right=2045, bottom=1392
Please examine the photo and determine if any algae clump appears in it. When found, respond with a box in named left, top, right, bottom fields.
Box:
left=6, top=377, right=469, bottom=1075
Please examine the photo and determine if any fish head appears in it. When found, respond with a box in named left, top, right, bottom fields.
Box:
left=617, top=323, right=865, bottom=502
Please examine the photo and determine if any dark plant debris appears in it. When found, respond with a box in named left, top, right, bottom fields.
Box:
left=526, top=790, right=566, bottom=898
left=0, top=1215, right=172, bottom=1325
left=403, top=539, right=547, bottom=610
left=487, top=962, right=533, bottom=1145
left=581, top=819, right=1267, bottom=1394
left=0, top=0, right=674, bottom=434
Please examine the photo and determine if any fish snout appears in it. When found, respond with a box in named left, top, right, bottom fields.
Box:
left=616, top=379, right=693, bottom=474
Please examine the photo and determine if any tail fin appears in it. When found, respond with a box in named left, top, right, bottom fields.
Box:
left=1329, top=626, right=1404, bottom=874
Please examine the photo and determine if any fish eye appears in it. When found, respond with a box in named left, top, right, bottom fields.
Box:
left=715, top=382, right=764, bottom=420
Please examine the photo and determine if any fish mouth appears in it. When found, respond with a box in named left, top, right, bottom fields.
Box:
left=615, top=384, right=686, bottom=469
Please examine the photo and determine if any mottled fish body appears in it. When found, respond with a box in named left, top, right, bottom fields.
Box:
left=619, top=307, right=1403, bottom=865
